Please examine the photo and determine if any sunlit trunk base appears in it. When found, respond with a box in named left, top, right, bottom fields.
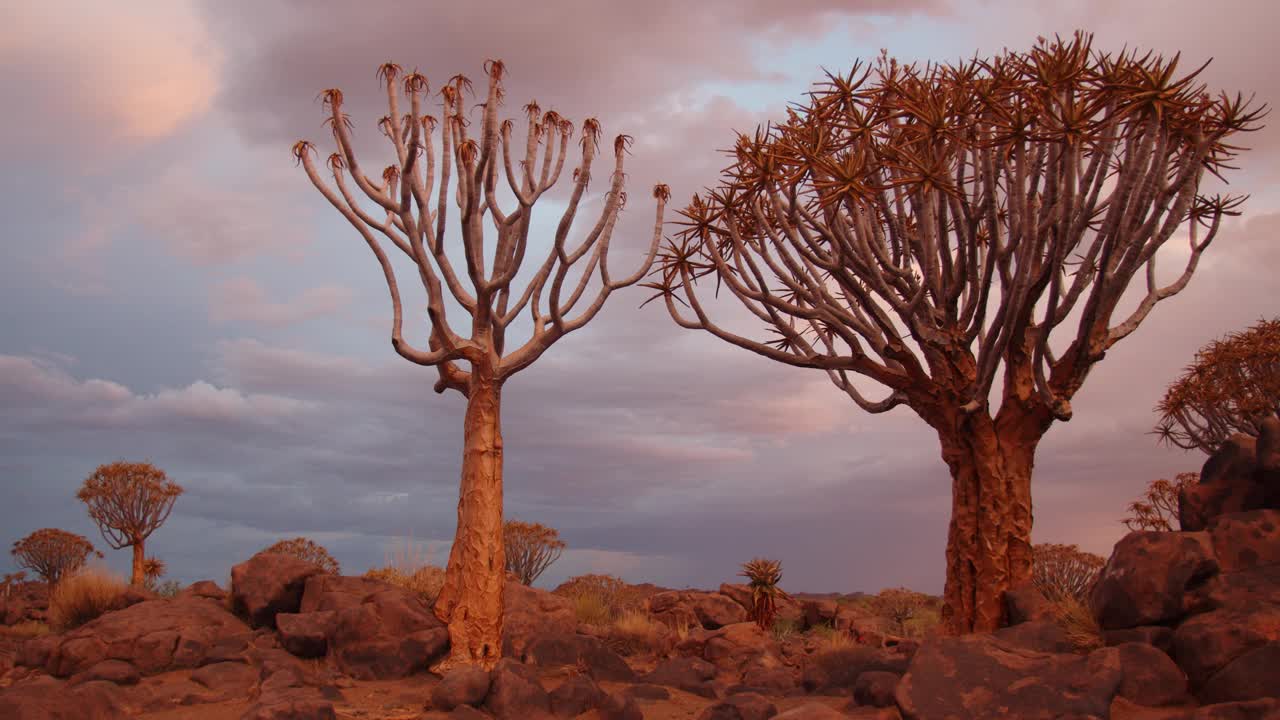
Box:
left=130, top=542, right=145, bottom=587
left=432, top=370, right=506, bottom=672
left=939, top=415, right=1036, bottom=634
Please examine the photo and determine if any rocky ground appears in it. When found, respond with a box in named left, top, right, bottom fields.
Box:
left=2, top=425, right=1277, bottom=719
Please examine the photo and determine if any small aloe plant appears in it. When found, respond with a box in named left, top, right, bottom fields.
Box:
left=740, top=558, right=790, bottom=630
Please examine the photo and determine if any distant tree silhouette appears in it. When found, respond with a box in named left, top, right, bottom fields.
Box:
left=1123, top=472, right=1197, bottom=531
left=11, top=529, right=102, bottom=586
left=871, top=587, right=932, bottom=636
left=1032, top=543, right=1104, bottom=602
left=647, top=33, right=1266, bottom=633
left=293, top=60, right=668, bottom=670
left=503, top=521, right=564, bottom=586
left=76, top=461, right=183, bottom=586
left=1154, top=317, right=1280, bottom=453
left=262, top=537, right=341, bottom=575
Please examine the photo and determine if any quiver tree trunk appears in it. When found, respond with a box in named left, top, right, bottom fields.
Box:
left=130, top=542, right=146, bottom=587
left=433, top=365, right=506, bottom=671
left=938, top=412, right=1039, bottom=634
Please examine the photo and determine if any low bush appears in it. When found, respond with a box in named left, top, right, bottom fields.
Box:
left=364, top=565, right=446, bottom=605
left=48, top=567, right=127, bottom=631
left=607, top=608, right=669, bottom=656
left=553, top=573, right=646, bottom=624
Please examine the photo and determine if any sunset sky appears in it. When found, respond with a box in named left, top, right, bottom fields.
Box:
left=2, top=0, right=1277, bottom=594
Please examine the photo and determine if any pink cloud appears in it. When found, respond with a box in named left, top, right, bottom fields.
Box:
left=211, top=277, right=354, bottom=327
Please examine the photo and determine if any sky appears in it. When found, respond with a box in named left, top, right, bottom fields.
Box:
left=2, top=0, right=1277, bottom=595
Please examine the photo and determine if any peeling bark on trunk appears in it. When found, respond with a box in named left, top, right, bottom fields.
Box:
left=938, top=413, right=1037, bottom=634
left=130, top=541, right=145, bottom=587
left=433, top=366, right=506, bottom=671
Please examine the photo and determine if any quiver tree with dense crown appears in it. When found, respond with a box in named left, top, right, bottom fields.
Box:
left=646, top=33, right=1266, bottom=633
left=503, top=520, right=565, bottom=586
left=292, top=60, right=668, bottom=670
left=263, top=537, right=341, bottom=575
left=1154, top=317, right=1280, bottom=453
left=76, top=461, right=183, bottom=587
left=11, top=529, right=102, bottom=586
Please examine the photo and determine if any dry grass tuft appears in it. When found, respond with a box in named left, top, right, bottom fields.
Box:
left=48, top=566, right=127, bottom=632
left=607, top=608, right=669, bottom=656
left=364, top=565, right=446, bottom=605
left=808, top=623, right=856, bottom=653
left=1051, top=594, right=1104, bottom=653
left=570, top=589, right=614, bottom=626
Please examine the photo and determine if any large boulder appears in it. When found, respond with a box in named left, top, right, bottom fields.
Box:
left=522, top=631, right=635, bottom=682
left=549, top=674, right=609, bottom=717
left=1172, top=605, right=1280, bottom=691
left=276, top=611, right=336, bottom=658
left=647, top=590, right=749, bottom=631
left=641, top=656, right=720, bottom=698
left=483, top=658, right=551, bottom=719
left=1004, top=582, right=1055, bottom=625
left=802, top=646, right=910, bottom=695
left=298, top=574, right=390, bottom=614
left=327, top=588, right=449, bottom=680
left=894, top=635, right=1124, bottom=719
left=1113, top=642, right=1192, bottom=707
left=1182, top=419, right=1280, bottom=532
left=431, top=666, right=491, bottom=712
left=698, top=691, right=778, bottom=720
left=230, top=552, right=325, bottom=629
left=502, top=581, right=576, bottom=657
left=0, top=676, right=136, bottom=719
left=1209, top=510, right=1280, bottom=573
left=703, top=622, right=783, bottom=676
left=2, top=582, right=49, bottom=626
left=1199, top=642, right=1280, bottom=705
left=24, top=596, right=253, bottom=678
left=1091, top=531, right=1219, bottom=630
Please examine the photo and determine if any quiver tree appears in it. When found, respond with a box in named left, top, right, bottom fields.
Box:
left=76, top=461, right=183, bottom=586
left=503, top=520, right=565, bottom=586
left=1031, top=543, right=1104, bottom=602
left=293, top=60, right=668, bottom=670
left=1123, top=472, right=1197, bottom=531
left=646, top=33, right=1266, bottom=633
left=263, top=537, right=342, bottom=575
left=11, top=529, right=102, bottom=586
left=2, top=571, right=27, bottom=598
left=1154, top=317, right=1280, bottom=453
left=870, top=587, right=933, bottom=636
left=740, top=557, right=790, bottom=630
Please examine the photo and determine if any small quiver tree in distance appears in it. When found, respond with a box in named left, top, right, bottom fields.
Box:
left=1123, top=472, right=1197, bottom=531
left=1154, top=317, right=1280, bottom=454
left=871, top=587, right=932, bottom=637
left=503, top=520, right=565, bottom=586
left=262, top=537, right=341, bottom=575
left=292, top=60, right=668, bottom=670
left=1032, top=543, right=1104, bottom=602
left=76, top=461, right=183, bottom=587
left=740, top=558, right=789, bottom=630
left=2, top=571, right=26, bottom=598
left=11, top=529, right=102, bottom=586
left=646, top=33, right=1266, bottom=633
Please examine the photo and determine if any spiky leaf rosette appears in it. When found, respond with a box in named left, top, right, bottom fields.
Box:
left=740, top=558, right=790, bottom=629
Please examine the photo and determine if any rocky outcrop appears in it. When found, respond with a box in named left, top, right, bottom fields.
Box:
left=502, top=581, right=576, bottom=657
left=1180, top=417, right=1280, bottom=532
left=1091, top=531, right=1219, bottom=629
left=521, top=631, right=635, bottom=682
left=230, top=552, right=325, bottom=629
left=648, top=590, right=749, bottom=630
left=1, top=582, right=49, bottom=626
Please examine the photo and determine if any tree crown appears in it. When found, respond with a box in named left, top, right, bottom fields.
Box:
left=263, top=537, right=341, bottom=575
left=503, top=520, right=565, bottom=586
left=11, top=528, right=102, bottom=585
left=76, top=461, right=183, bottom=550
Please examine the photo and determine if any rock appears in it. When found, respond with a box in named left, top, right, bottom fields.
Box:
left=1005, top=582, right=1056, bottom=625
left=1182, top=425, right=1280, bottom=532
left=1187, top=564, right=1280, bottom=615
left=704, top=622, right=782, bottom=675
left=740, top=663, right=799, bottom=694
left=35, top=596, right=252, bottom=678
left=68, top=659, right=141, bottom=686
left=691, top=593, right=750, bottom=629
left=522, top=632, right=635, bottom=682
left=192, top=661, right=258, bottom=695
left=1113, top=642, right=1192, bottom=707
left=484, top=658, right=550, bottom=719
left=698, top=691, right=778, bottom=720
left=894, top=635, right=1124, bottom=719
left=854, top=671, right=901, bottom=708
left=15, top=633, right=59, bottom=669
left=2, top=582, right=50, bottom=626
left=596, top=692, right=643, bottom=720
left=328, top=589, right=449, bottom=680
left=1091, top=532, right=1219, bottom=630
left=1105, top=626, right=1177, bottom=654
left=719, top=583, right=754, bottom=612
left=298, top=575, right=389, bottom=614
left=1188, top=698, right=1280, bottom=719
left=502, top=582, right=576, bottom=657
left=623, top=683, right=671, bottom=701
left=802, top=646, right=910, bottom=694
left=447, top=707, right=493, bottom=720
left=242, top=687, right=337, bottom=720
left=773, top=702, right=849, bottom=719
left=549, top=674, right=607, bottom=716
left=993, top=619, right=1074, bottom=653
left=276, top=611, right=336, bottom=658
left=1209, top=511, right=1280, bottom=573
left=1173, top=606, right=1280, bottom=690
left=431, top=666, right=492, bottom=712
left=180, top=580, right=227, bottom=602
left=641, top=656, right=719, bottom=698
left=1199, top=642, right=1280, bottom=705
left=0, top=677, right=135, bottom=719
left=803, top=600, right=839, bottom=630
left=230, top=552, right=324, bottom=630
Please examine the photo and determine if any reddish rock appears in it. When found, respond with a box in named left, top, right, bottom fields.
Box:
left=992, top=619, right=1074, bottom=653
left=68, top=659, right=141, bottom=687
left=1199, top=642, right=1280, bottom=705
left=327, top=588, right=448, bottom=680
left=1, top=582, right=49, bottom=626
left=431, top=666, right=491, bottom=712
left=803, top=599, right=839, bottom=630
left=180, top=580, right=227, bottom=602
left=1113, top=642, right=1192, bottom=707
left=597, top=691, right=644, bottom=720
left=483, top=658, right=551, bottom=719
left=853, top=671, right=901, bottom=708
left=802, top=646, right=910, bottom=694
left=192, top=660, right=258, bottom=696
left=641, top=656, right=719, bottom=698
left=231, top=552, right=325, bottom=630
left=773, top=703, right=849, bottom=720
left=522, top=631, right=635, bottom=682
left=1173, top=606, right=1280, bottom=690
left=1182, top=420, right=1280, bottom=532
left=549, top=674, right=608, bottom=717
left=502, top=581, right=576, bottom=657
left=276, top=611, right=335, bottom=658
left=298, top=575, right=389, bottom=614
left=691, top=593, right=750, bottom=629
left=1105, top=626, right=1177, bottom=654
left=739, top=663, right=800, bottom=694
left=623, top=683, right=671, bottom=701
left=703, top=622, right=782, bottom=675
left=698, top=691, right=778, bottom=720
left=1005, top=582, right=1055, bottom=625
left=1209, top=511, right=1280, bottom=573
left=242, top=687, right=337, bottom=720
left=0, top=677, right=135, bottom=719
left=894, top=636, right=1124, bottom=719
left=1091, top=531, right=1219, bottom=630
left=1188, top=698, right=1280, bottom=719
